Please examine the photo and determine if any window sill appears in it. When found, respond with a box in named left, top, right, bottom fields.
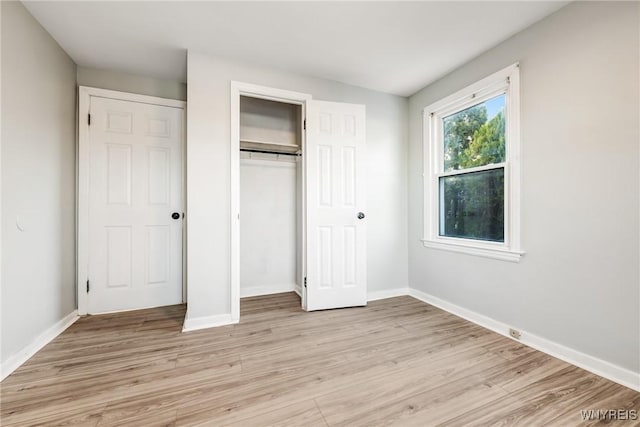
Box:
left=421, top=239, right=524, bottom=263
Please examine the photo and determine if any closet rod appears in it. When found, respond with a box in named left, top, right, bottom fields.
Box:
left=240, top=148, right=300, bottom=157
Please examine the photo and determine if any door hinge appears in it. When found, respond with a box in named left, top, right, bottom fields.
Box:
left=88, top=113, right=91, bottom=126
left=304, top=277, right=307, bottom=288
left=86, top=279, right=90, bottom=293
left=303, top=119, right=306, bottom=130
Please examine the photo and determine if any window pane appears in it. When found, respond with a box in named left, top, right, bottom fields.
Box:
left=443, top=94, right=505, bottom=172
left=439, top=168, right=504, bottom=242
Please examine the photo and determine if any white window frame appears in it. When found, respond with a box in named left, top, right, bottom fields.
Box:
left=422, top=63, right=523, bottom=262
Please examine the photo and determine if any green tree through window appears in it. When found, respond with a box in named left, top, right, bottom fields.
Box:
left=460, top=110, right=505, bottom=169
left=443, top=105, right=488, bottom=171
left=440, top=95, right=505, bottom=242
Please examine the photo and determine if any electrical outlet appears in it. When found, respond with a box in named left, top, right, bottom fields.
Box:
left=509, top=328, right=521, bottom=340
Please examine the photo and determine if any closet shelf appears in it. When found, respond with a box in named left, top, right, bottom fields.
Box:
left=240, top=138, right=298, bottom=147
left=240, top=139, right=300, bottom=154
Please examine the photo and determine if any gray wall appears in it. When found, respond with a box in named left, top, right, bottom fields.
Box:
left=1, top=2, right=77, bottom=364
left=77, top=66, right=186, bottom=101
left=408, top=1, right=639, bottom=373
left=186, top=52, right=409, bottom=322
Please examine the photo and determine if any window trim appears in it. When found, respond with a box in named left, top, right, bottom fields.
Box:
left=422, top=63, right=523, bottom=262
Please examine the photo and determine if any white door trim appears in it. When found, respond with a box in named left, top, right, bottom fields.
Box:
left=77, top=86, right=186, bottom=315
left=230, top=82, right=312, bottom=322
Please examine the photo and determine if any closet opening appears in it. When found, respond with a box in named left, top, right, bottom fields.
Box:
left=231, top=82, right=368, bottom=320
left=239, top=95, right=303, bottom=304
left=231, top=83, right=312, bottom=321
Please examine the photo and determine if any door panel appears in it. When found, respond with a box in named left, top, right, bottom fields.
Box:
left=88, top=96, right=183, bottom=313
left=306, top=100, right=366, bottom=311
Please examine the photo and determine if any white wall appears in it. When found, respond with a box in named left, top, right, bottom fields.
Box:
left=408, top=2, right=639, bottom=374
left=1, top=2, right=77, bottom=365
left=77, top=66, right=186, bottom=101
left=240, top=155, right=298, bottom=297
left=186, top=52, right=408, bottom=323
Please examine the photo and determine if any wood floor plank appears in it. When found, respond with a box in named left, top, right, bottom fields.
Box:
left=438, top=366, right=639, bottom=426
left=1, top=293, right=637, bottom=427
left=313, top=349, right=507, bottom=426
left=187, top=399, right=329, bottom=427
left=96, top=408, right=177, bottom=427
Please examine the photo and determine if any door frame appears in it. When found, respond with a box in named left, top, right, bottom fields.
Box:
left=77, top=86, right=186, bottom=315
left=230, top=82, right=312, bottom=322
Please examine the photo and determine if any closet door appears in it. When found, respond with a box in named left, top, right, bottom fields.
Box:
left=86, top=96, right=184, bottom=314
left=305, top=100, right=366, bottom=311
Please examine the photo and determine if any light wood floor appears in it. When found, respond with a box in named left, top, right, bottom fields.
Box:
left=1, top=293, right=638, bottom=426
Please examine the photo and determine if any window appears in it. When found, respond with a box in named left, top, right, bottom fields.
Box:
left=423, top=64, right=523, bottom=262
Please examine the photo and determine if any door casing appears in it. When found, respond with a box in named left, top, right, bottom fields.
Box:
left=77, top=86, right=186, bottom=316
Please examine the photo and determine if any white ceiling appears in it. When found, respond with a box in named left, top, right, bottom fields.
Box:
left=23, top=1, right=568, bottom=97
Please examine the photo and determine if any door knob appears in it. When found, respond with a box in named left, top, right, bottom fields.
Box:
left=357, top=212, right=365, bottom=219
left=171, top=212, right=180, bottom=220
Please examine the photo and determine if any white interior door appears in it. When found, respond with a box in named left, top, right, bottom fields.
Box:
left=305, top=100, right=366, bottom=311
left=87, top=96, right=183, bottom=313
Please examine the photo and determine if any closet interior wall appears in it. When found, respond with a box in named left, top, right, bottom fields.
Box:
left=239, top=96, right=303, bottom=298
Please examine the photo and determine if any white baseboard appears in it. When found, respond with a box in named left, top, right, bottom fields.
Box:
left=240, top=283, right=296, bottom=298
left=182, top=313, right=236, bottom=332
left=367, top=287, right=410, bottom=302
left=1, top=310, right=79, bottom=381
left=294, top=284, right=302, bottom=297
left=408, top=288, right=640, bottom=392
